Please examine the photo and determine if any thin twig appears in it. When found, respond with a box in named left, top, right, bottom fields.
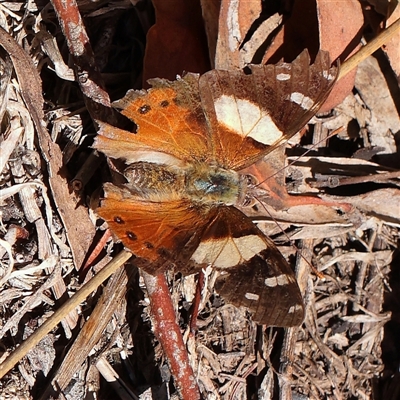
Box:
left=0, top=250, right=132, bottom=379
left=339, top=17, right=400, bottom=80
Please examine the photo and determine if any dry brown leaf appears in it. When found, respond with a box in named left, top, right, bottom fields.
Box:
left=316, top=0, right=363, bottom=112
left=143, top=0, right=210, bottom=84
left=339, top=188, right=400, bottom=222
left=383, top=5, right=400, bottom=77
left=261, top=0, right=320, bottom=63
left=214, top=0, right=262, bottom=69
left=355, top=56, right=400, bottom=159
left=42, top=268, right=129, bottom=396
left=200, top=0, right=221, bottom=67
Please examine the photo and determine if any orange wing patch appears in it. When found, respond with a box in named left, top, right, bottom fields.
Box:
left=97, top=183, right=207, bottom=275
left=94, top=75, right=211, bottom=165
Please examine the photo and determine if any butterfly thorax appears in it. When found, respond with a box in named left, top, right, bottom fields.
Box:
left=123, top=161, right=247, bottom=206
left=184, top=163, right=246, bottom=206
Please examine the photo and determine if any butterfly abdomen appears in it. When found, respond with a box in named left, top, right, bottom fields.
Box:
left=124, top=162, right=184, bottom=199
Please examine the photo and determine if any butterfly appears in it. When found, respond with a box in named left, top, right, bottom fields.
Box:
left=93, top=50, right=337, bottom=327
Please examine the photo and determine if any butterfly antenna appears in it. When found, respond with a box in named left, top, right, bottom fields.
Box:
left=255, top=127, right=344, bottom=188
left=253, top=194, right=324, bottom=279
left=189, top=270, right=204, bottom=333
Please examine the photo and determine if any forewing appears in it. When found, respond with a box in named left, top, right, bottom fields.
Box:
left=190, top=206, right=304, bottom=327
left=96, top=183, right=207, bottom=275
left=93, top=73, right=211, bottom=165
left=198, top=50, right=337, bottom=170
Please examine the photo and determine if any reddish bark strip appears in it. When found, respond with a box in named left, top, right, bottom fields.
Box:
left=51, top=0, right=116, bottom=122
left=142, top=271, right=201, bottom=400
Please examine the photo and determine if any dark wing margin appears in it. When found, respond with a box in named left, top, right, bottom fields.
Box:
left=214, top=243, right=304, bottom=327
left=198, top=50, right=338, bottom=171
left=190, top=206, right=304, bottom=327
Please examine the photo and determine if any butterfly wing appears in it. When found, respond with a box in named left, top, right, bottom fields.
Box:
left=94, top=50, right=336, bottom=172
left=98, top=182, right=303, bottom=326
left=93, top=73, right=211, bottom=166
left=97, top=183, right=208, bottom=275
left=198, top=50, right=337, bottom=170
left=190, top=206, right=304, bottom=327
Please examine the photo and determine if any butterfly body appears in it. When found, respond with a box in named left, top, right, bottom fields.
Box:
left=94, top=50, right=337, bottom=326
left=124, top=161, right=246, bottom=206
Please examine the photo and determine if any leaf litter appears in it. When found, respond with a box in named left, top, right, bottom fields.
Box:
left=0, top=0, right=399, bottom=399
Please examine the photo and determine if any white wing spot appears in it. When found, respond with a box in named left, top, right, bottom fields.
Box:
left=323, top=70, right=335, bottom=81
left=214, top=95, right=283, bottom=145
left=124, top=150, right=185, bottom=166
left=277, top=274, right=290, bottom=285
left=265, top=274, right=290, bottom=287
left=264, top=277, right=277, bottom=287
left=245, top=292, right=260, bottom=301
left=288, top=304, right=303, bottom=314
left=276, top=73, right=290, bottom=81
left=289, top=92, right=314, bottom=110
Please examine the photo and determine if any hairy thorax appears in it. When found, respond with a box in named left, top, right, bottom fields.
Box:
left=123, top=161, right=248, bottom=206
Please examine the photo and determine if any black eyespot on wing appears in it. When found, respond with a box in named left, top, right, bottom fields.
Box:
left=144, top=241, right=154, bottom=249
left=126, top=231, right=137, bottom=241
left=139, top=105, right=151, bottom=114
left=160, top=100, right=169, bottom=107
left=114, top=216, right=124, bottom=224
